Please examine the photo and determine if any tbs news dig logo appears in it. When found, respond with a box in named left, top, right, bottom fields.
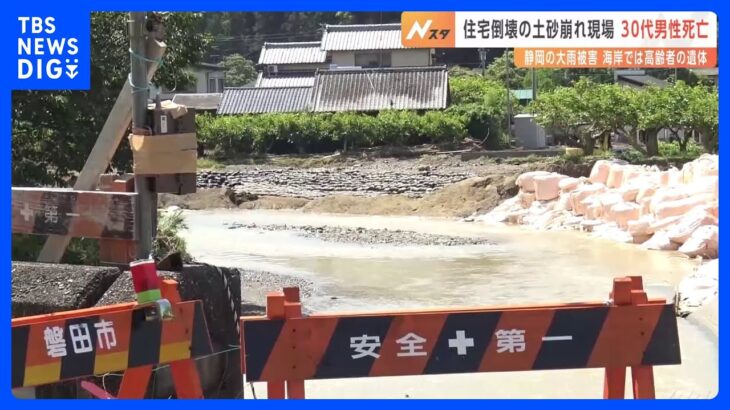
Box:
left=17, top=17, right=80, bottom=81
left=401, top=12, right=455, bottom=48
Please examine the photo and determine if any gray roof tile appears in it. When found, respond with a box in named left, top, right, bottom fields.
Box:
left=321, top=24, right=406, bottom=51
left=258, top=42, right=328, bottom=65
left=311, top=66, right=448, bottom=112
left=217, top=87, right=312, bottom=115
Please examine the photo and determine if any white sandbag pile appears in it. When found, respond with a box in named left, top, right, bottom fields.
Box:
left=486, top=155, right=719, bottom=259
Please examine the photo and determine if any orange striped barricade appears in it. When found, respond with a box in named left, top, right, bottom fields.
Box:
left=240, top=277, right=681, bottom=399
left=11, top=280, right=212, bottom=399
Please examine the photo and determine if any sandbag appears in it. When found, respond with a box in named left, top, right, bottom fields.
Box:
left=639, top=196, right=653, bottom=217
left=619, top=186, right=640, bottom=202
left=650, top=215, right=683, bottom=232
left=519, top=191, right=536, bottom=209
left=570, top=184, right=606, bottom=215
left=666, top=208, right=718, bottom=244
left=628, top=215, right=655, bottom=236
left=599, top=192, right=624, bottom=217
left=609, top=202, right=641, bottom=229
left=679, top=225, right=719, bottom=258
left=606, top=164, right=626, bottom=189
left=559, top=177, right=581, bottom=193
left=621, top=166, right=643, bottom=187
left=642, top=232, right=680, bottom=251
left=693, top=154, right=719, bottom=180
left=681, top=161, right=695, bottom=185
left=686, top=176, right=718, bottom=199
left=534, top=174, right=565, bottom=201
left=636, top=185, right=657, bottom=204
left=584, top=199, right=603, bottom=220
left=650, top=188, right=689, bottom=215
left=705, top=201, right=719, bottom=219
left=589, top=160, right=613, bottom=184
left=516, top=171, right=551, bottom=193
left=555, top=193, right=573, bottom=212
left=668, top=168, right=683, bottom=186
left=654, top=194, right=714, bottom=220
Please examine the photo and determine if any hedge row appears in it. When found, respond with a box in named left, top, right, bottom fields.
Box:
left=197, top=76, right=511, bottom=156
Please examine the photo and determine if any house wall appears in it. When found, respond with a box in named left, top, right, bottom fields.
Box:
left=391, top=49, right=431, bottom=67
left=331, top=49, right=431, bottom=67
left=272, top=63, right=330, bottom=72
left=191, top=68, right=225, bottom=93
left=331, top=52, right=356, bottom=66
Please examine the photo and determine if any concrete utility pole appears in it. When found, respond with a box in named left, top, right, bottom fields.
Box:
left=129, top=12, right=154, bottom=259
left=505, top=49, right=512, bottom=139
left=531, top=68, right=537, bottom=101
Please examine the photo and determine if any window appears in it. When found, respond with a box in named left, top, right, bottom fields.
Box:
left=217, top=78, right=224, bottom=91
left=355, top=52, right=391, bottom=68
left=208, top=78, right=217, bottom=93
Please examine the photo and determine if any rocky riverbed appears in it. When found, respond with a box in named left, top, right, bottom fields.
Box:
left=196, top=164, right=475, bottom=198
left=225, top=222, right=493, bottom=246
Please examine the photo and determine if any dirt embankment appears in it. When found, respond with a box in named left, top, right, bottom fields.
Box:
left=161, top=154, right=595, bottom=218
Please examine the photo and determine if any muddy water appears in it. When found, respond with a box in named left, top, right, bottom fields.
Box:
left=181, top=209, right=717, bottom=399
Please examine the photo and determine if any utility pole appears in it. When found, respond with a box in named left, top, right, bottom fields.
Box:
left=531, top=67, right=537, bottom=101
left=505, top=48, right=512, bottom=139
left=129, top=12, right=154, bottom=259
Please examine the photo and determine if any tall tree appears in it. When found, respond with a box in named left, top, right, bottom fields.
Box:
left=12, top=12, right=210, bottom=186
left=223, top=54, right=257, bottom=86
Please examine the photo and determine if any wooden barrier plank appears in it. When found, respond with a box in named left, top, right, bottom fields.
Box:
left=12, top=187, right=137, bottom=240
left=241, top=286, right=681, bottom=384
left=37, top=38, right=166, bottom=263
left=11, top=300, right=212, bottom=389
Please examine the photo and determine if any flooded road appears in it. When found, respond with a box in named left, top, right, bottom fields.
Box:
left=181, top=209, right=717, bottom=399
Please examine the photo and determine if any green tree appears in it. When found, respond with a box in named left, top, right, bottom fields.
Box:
left=685, top=84, right=718, bottom=153
left=12, top=12, right=209, bottom=187
left=223, top=53, right=256, bottom=86
left=484, top=50, right=526, bottom=89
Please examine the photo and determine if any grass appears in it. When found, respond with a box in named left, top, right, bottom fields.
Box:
left=197, top=157, right=226, bottom=170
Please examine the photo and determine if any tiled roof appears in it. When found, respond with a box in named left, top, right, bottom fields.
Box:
left=321, top=23, right=406, bottom=51
left=217, top=87, right=312, bottom=115
left=311, top=66, right=448, bottom=112
left=258, top=42, right=328, bottom=65
left=171, top=93, right=222, bottom=111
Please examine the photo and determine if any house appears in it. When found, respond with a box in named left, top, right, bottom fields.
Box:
left=217, top=66, right=449, bottom=115
left=217, top=23, right=444, bottom=115
left=150, top=62, right=226, bottom=101
left=320, top=23, right=432, bottom=68
left=691, top=67, right=718, bottom=84
left=614, top=69, right=668, bottom=89
left=255, top=23, right=434, bottom=88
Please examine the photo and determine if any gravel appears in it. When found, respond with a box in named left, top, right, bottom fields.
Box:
left=197, top=165, right=475, bottom=199
left=240, top=269, right=317, bottom=315
left=226, top=223, right=492, bottom=246
left=12, top=262, right=121, bottom=318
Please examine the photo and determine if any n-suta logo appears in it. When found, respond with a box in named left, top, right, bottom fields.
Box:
left=17, top=17, right=79, bottom=80
left=401, top=12, right=455, bottom=48
left=405, top=19, right=450, bottom=40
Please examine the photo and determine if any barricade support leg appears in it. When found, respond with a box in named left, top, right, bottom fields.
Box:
left=266, top=291, right=286, bottom=399
left=284, top=287, right=305, bottom=399
left=117, top=365, right=153, bottom=398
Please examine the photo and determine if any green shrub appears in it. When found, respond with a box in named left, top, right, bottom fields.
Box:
left=196, top=76, right=511, bottom=157
left=154, top=208, right=192, bottom=262
left=658, top=140, right=704, bottom=158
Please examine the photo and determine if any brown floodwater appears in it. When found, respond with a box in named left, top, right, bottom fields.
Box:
left=181, top=209, right=717, bottom=399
